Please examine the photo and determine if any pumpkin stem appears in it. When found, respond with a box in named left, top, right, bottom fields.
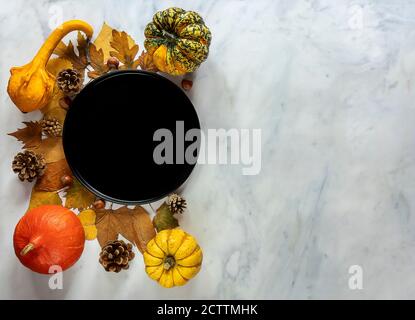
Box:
left=161, top=30, right=177, bottom=43
left=163, top=256, right=176, bottom=270
left=20, top=243, right=35, bottom=256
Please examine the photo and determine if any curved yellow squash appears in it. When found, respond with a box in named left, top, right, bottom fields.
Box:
left=7, top=20, right=93, bottom=113
left=143, top=229, right=203, bottom=288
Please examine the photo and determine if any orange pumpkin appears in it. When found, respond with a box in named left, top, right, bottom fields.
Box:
left=13, top=205, right=85, bottom=274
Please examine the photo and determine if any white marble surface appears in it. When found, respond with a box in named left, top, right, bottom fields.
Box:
left=1, top=0, right=415, bottom=299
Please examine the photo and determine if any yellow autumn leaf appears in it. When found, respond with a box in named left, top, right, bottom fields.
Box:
left=79, top=208, right=96, bottom=224
left=109, top=29, right=139, bottom=69
left=94, top=23, right=114, bottom=62
left=28, top=187, right=62, bottom=211
left=40, top=87, right=67, bottom=123
left=27, top=136, right=65, bottom=164
left=65, top=178, right=95, bottom=210
left=78, top=209, right=97, bottom=240
left=53, top=32, right=89, bottom=72
left=94, top=22, right=136, bottom=63
left=83, top=225, right=98, bottom=240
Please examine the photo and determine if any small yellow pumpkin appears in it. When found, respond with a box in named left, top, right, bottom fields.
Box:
left=143, top=229, right=202, bottom=288
left=144, top=7, right=212, bottom=75
left=7, top=20, right=93, bottom=113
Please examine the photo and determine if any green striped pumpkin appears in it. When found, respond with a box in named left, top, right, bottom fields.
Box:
left=144, top=7, right=212, bottom=75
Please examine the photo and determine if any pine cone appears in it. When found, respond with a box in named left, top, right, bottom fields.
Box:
left=12, top=151, right=46, bottom=182
left=166, top=193, right=187, bottom=214
left=99, top=240, right=135, bottom=273
left=41, top=117, right=62, bottom=137
left=57, top=68, right=82, bottom=95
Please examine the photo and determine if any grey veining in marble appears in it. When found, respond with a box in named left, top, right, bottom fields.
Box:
left=1, top=0, right=415, bottom=299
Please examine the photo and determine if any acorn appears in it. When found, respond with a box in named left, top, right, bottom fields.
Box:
left=93, top=199, right=106, bottom=210
left=59, top=96, right=72, bottom=110
left=181, top=79, right=193, bottom=91
left=107, top=57, right=120, bottom=70
left=60, top=175, right=73, bottom=187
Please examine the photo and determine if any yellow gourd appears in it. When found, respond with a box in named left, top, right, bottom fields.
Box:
left=7, top=20, right=93, bottom=113
left=143, top=229, right=203, bottom=288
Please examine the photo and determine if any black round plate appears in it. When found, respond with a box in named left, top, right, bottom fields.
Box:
left=63, top=70, right=200, bottom=204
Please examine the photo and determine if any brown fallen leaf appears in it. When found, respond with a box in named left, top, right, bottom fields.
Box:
left=95, top=209, right=119, bottom=246
left=130, top=206, right=157, bottom=253
left=8, top=121, right=42, bottom=149
left=28, top=187, right=62, bottom=211
left=96, top=206, right=156, bottom=253
left=35, top=158, right=72, bottom=192
left=76, top=31, right=89, bottom=69
left=53, top=32, right=89, bottom=72
left=137, top=51, right=158, bottom=72
left=27, top=136, right=65, bottom=164
left=65, top=178, right=95, bottom=210
left=88, top=43, right=109, bottom=79
left=110, top=30, right=139, bottom=69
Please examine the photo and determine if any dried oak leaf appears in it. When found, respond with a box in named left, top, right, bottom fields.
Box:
left=8, top=121, right=42, bottom=149
left=35, top=158, right=72, bottom=192
left=78, top=209, right=98, bottom=240
left=53, top=31, right=89, bottom=72
left=65, top=178, right=95, bottom=210
left=88, top=43, right=109, bottom=79
left=110, top=30, right=139, bottom=69
left=94, top=23, right=137, bottom=61
left=28, top=187, right=62, bottom=211
left=153, top=203, right=179, bottom=232
left=137, top=51, right=158, bottom=72
left=89, top=23, right=138, bottom=76
left=96, top=206, right=156, bottom=253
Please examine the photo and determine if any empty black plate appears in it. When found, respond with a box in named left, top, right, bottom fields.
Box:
left=63, top=70, right=200, bottom=204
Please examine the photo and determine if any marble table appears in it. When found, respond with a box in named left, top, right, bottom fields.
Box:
left=1, top=0, right=415, bottom=299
